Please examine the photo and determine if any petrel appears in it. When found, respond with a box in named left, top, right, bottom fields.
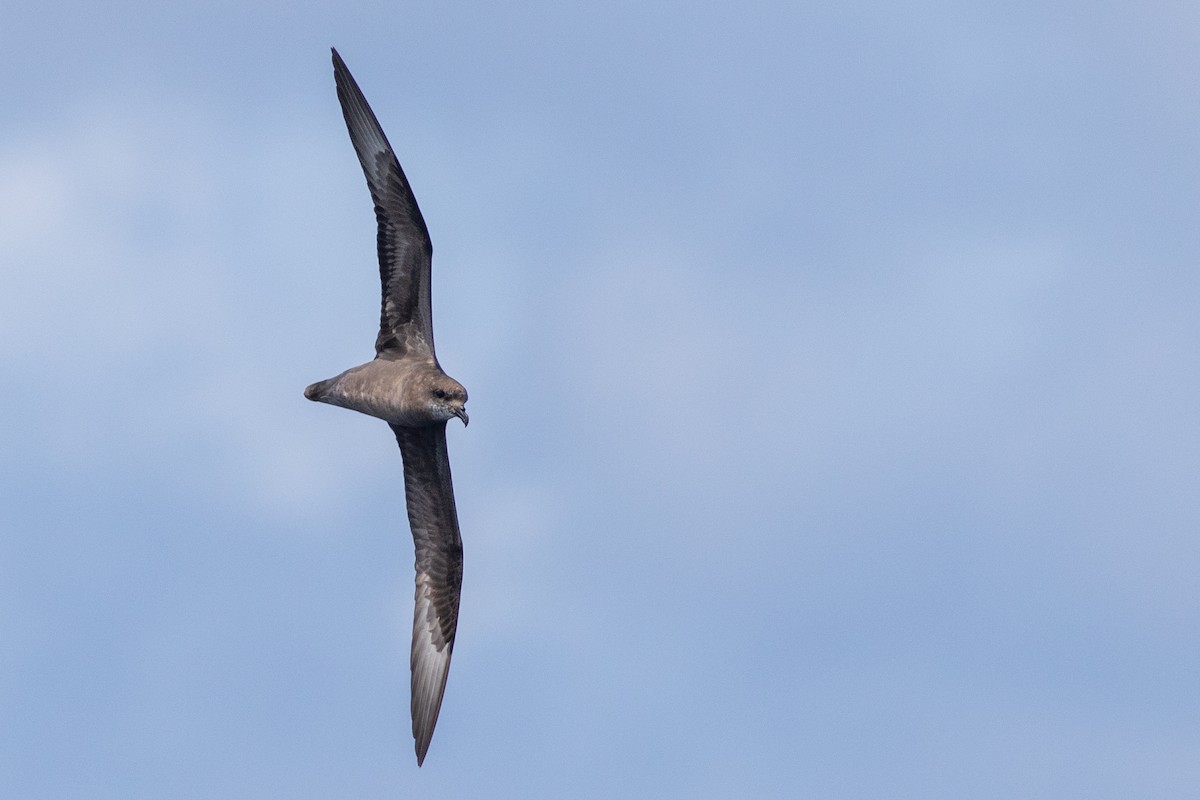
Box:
left=304, top=48, right=469, bottom=766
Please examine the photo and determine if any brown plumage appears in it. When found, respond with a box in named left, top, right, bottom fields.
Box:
left=305, top=48, right=470, bottom=766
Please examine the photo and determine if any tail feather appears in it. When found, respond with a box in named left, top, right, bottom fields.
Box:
left=304, top=378, right=334, bottom=401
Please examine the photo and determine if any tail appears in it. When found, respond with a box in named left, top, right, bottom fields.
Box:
left=304, top=378, right=335, bottom=401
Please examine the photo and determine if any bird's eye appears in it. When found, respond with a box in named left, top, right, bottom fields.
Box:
left=433, top=388, right=446, bottom=399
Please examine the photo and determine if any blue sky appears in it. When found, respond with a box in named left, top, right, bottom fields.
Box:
left=3, top=2, right=1199, bottom=797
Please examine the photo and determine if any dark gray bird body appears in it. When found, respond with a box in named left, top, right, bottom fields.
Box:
left=304, top=48, right=469, bottom=766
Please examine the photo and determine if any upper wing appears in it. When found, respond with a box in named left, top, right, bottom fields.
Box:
left=332, top=48, right=436, bottom=360
left=390, top=422, right=464, bottom=766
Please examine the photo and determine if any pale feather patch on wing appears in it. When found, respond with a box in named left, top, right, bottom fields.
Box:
left=411, top=583, right=454, bottom=766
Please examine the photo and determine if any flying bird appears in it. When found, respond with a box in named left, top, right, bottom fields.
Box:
left=305, top=48, right=469, bottom=766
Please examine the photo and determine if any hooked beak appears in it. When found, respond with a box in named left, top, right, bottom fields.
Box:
left=454, top=406, right=469, bottom=427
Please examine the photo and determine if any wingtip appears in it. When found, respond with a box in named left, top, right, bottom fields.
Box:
left=414, top=720, right=434, bottom=767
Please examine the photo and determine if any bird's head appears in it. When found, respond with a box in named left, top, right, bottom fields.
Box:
left=428, top=376, right=469, bottom=427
